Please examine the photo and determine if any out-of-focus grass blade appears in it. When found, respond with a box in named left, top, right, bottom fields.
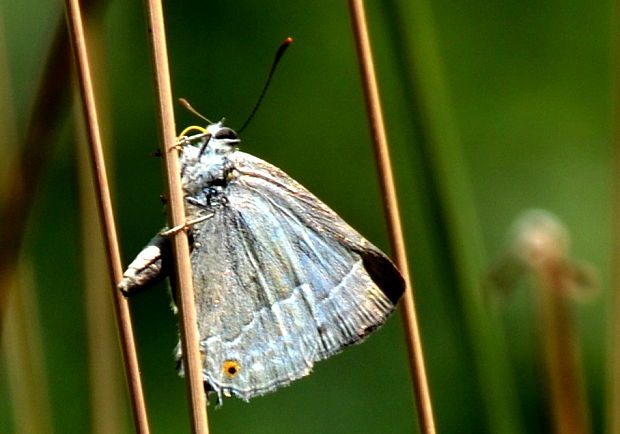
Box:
left=381, top=1, right=523, bottom=433
left=0, top=8, right=54, bottom=432
left=608, top=0, right=620, bottom=431
left=3, top=261, right=54, bottom=434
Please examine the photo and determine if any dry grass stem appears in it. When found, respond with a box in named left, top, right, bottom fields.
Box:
left=64, top=0, right=150, bottom=432
left=76, top=103, right=128, bottom=433
left=347, top=1, right=436, bottom=433
left=142, top=0, right=210, bottom=432
left=535, top=262, right=591, bottom=434
left=509, top=210, right=591, bottom=434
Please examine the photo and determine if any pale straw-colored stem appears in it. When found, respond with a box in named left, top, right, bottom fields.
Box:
left=535, top=260, right=590, bottom=434
left=64, top=0, right=150, bottom=432
left=348, top=1, right=436, bottom=433
left=142, top=0, right=210, bottom=432
left=76, top=105, right=128, bottom=433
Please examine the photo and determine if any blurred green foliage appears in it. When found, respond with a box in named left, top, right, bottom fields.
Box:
left=0, top=0, right=612, bottom=433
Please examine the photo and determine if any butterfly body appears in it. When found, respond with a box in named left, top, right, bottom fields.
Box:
left=120, top=122, right=404, bottom=401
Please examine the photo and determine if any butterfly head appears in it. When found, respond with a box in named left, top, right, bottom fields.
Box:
left=179, top=121, right=239, bottom=201
left=204, top=122, right=241, bottom=155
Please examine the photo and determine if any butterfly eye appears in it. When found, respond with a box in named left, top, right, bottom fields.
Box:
left=214, top=128, right=239, bottom=141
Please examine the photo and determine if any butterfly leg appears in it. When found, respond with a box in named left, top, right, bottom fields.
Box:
left=158, top=212, right=214, bottom=237
left=169, top=132, right=211, bottom=152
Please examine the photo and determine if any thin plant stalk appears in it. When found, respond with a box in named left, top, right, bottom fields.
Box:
left=347, top=1, right=436, bottom=433
left=75, top=105, right=128, bottom=433
left=535, top=261, right=590, bottom=434
left=381, top=2, right=523, bottom=433
left=142, top=0, right=210, bottom=432
left=73, top=13, right=128, bottom=432
left=63, top=1, right=150, bottom=432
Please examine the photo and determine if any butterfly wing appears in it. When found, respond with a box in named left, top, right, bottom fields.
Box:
left=189, top=151, right=404, bottom=401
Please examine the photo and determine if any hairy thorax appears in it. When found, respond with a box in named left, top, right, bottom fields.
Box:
left=180, top=134, right=236, bottom=218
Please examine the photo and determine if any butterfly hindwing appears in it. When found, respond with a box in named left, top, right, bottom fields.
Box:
left=188, top=152, right=404, bottom=400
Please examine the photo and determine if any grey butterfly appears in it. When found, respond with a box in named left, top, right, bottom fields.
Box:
left=119, top=122, right=405, bottom=402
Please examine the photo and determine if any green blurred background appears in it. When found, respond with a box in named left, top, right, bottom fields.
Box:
left=0, top=0, right=613, bottom=433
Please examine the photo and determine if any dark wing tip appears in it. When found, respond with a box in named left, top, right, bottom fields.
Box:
left=358, top=247, right=406, bottom=305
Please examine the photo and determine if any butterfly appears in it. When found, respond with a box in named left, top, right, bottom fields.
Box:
left=119, top=121, right=405, bottom=402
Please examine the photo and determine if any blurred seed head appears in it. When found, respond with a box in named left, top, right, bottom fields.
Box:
left=511, top=209, right=569, bottom=269
left=487, top=209, right=597, bottom=300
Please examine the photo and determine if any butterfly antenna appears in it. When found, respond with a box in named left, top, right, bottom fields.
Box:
left=179, top=98, right=213, bottom=124
left=238, top=37, right=293, bottom=133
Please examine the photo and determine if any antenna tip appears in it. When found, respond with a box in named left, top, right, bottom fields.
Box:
left=285, top=36, right=293, bottom=44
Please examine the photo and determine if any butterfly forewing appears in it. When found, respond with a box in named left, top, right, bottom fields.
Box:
left=188, top=151, right=404, bottom=400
